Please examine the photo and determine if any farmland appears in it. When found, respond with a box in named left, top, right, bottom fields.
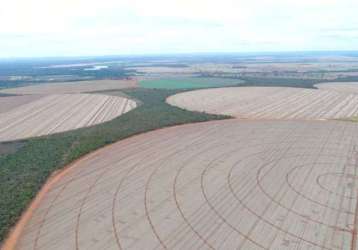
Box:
left=7, top=119, right=358, bottom=250
left=315, top=82, right=358, bottom=94
left=0, top=79, right=137, bottom=95
left=167, top=86, right=358, bottom=120
left=139, top=77, right=243, bottom=89
left=0, top=95, right=43, bottom=113
left=0, top=94, right=136, bottom=142
left=0, top=88, right=229, bottom=244
left=5, top=53, right=358, bottom=250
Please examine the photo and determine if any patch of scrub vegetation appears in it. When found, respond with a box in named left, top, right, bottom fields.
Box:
left=0, top=88, right=230, bottom=242
left=240, top=77, right=319, bottom=88
left=339, top=116, right=358, bottom=122
left=195, top=74, right=322, bottom=89
left=139, top=77, right=243, bottom=89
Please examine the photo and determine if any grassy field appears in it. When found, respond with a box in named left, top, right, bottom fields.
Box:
left=0, top=88, right=230, bottom=242
left=139, top=77, right=243, bottom=89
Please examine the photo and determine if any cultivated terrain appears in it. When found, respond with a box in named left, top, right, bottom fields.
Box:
left=0, top=94, right=136, bottom=142
left=167, top=85, right=358, bottom=120
left=0, top=79, right=137, bottom=95
left=10, top=119, right=358, bottom=250
left=3, top=52, right=358, bottom=250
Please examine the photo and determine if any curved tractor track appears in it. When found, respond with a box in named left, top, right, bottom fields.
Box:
left=7, top=119, right=358, bottom=250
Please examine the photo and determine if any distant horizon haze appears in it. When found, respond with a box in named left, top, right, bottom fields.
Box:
left=2, top=50, right=358, bottom=62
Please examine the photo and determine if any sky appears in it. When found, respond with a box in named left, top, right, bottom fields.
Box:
left=0, top=0, right=358, bottom=58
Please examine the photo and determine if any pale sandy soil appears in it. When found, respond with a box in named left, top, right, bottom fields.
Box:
left=7, top=119, right=358, bottom=250
left=315, top=82, right=358, bottom=94
left=0, top=94, right=136, bottom=142
left=0, top=79, right=137, bottom=95
left=167, top=87, right=358, bottom=120
left=0, top=95, right=43, bottom=113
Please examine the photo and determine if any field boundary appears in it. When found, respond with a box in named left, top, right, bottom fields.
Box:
left=0, top=88, right=230, bottom=245
left=1, top=117, right=236, bottom=249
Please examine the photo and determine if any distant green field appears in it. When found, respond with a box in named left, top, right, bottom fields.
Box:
left=139, top=77, right=243, bottom=89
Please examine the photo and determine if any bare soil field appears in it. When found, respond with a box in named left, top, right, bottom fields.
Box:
left=0, top=95, right=44, bottom=113
left=6, top=119, right=358, bottom=250
left=167, top=87, right=358, bottom=120
left=0, top=94, right=136, bottom=142
left=133, top=59, right=358, bottom=81
left=0, top=79, right=137, bottom=95
left=315, top=82, right=358, bottom=94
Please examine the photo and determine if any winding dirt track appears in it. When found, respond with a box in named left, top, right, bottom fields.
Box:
left=167, top=87, right=358, bottom=120
left=7, top=119, right=358, bottom=250
left=0, top=94, right=136, bottom=142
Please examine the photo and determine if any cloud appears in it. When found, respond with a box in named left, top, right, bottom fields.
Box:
left=0, top=0, right=357, bottom=57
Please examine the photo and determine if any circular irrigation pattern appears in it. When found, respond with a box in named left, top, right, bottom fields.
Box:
left=166, top=87, right=358, bottom=120
left=12, top=120, right=358, bottom=250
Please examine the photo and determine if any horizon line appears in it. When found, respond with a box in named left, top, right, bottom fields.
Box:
left=1, top=49, right=358, bottom=61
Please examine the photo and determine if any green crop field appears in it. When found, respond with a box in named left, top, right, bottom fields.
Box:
left=139, top=77, right=243, bottom=89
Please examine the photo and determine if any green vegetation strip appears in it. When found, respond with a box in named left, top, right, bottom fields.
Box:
left=0, top=88, right=230, bottom=242
left=140, top=76, right=323, bottom=90
left=339, top=116, right=358, bottom=122
left=240, top=77, right=318, bottom=88
left=139, top=77, right=243, bottom=89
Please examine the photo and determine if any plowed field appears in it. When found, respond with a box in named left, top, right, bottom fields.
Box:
left=6, top=120, right=358, bottom=250
left=167, top=87, right=358, bottom=120
left=0, top=94, right=136, bottom=142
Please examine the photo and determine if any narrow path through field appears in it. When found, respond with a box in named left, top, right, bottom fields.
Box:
left=6, top=120, right=358, bottom=250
